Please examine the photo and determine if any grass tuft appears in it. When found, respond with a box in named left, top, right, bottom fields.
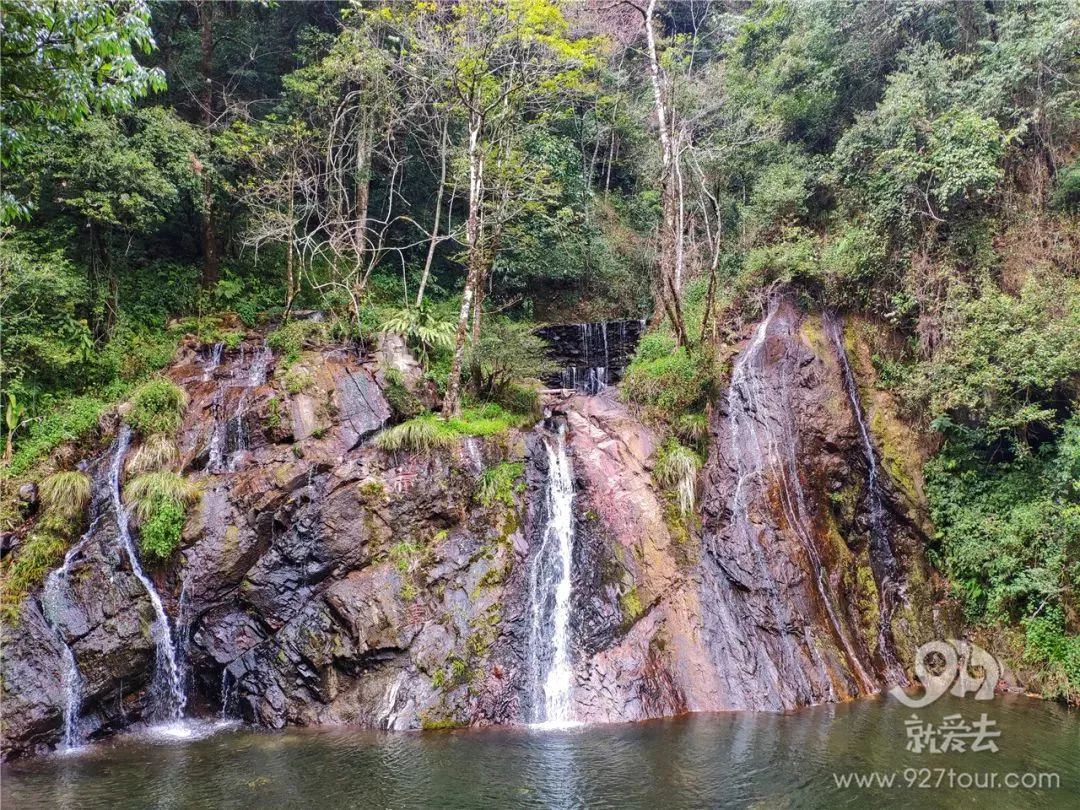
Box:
left=38, top=470, right=92, bottom=522
left=653, top=438, right=702, bottom=515
left=124, top=471, right=200, bottom=521
left=126, top=433, right=180, bottom=477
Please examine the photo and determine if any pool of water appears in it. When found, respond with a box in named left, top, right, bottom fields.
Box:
left=3, top=695, right=1076, bottom=809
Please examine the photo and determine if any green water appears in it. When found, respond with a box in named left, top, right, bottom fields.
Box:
left=2, top=695, right=1076, bottom=809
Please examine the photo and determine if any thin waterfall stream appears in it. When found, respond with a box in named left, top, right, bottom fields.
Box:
left=39, top=435, right=128, bottom=750
left=728, top=300, right=875, bottom=696
left=825, top=314, right=905, bottom=683
left=527, top=420, right=579, bottom=727
left=109, top=426, right=187, bottom=725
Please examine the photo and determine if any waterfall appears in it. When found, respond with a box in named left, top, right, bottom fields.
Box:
left=527, top=421, right=579, bottom=727
left=219, top=669, right=237, bottom=720
left=826, top=315, right=905, bottom=683
left=110, top=426, right=187, bottom=722
left=39, top=435, right=132, bottom=750
left=538, top=319, right=643, bottom=394
left=728, top=300, right=874, bottom=696
left=202, top=342, right=224, bottom=382
left=207, top=340, right=271, bottom=473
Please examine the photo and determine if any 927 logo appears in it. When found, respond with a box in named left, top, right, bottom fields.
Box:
left=890, top=640, right=1002, bottom=708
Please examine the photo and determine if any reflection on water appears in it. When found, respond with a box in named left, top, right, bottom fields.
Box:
left=3, top=695, right=1076, bottom=809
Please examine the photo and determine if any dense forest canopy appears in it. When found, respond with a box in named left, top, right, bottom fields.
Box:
left=1, top=1, right=1078, bottom=694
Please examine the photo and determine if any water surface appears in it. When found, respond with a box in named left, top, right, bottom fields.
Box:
left=3, top=695, right=1075, bottom=809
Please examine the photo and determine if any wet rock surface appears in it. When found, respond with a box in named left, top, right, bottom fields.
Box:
left=2, top=303, right=947, bottom=759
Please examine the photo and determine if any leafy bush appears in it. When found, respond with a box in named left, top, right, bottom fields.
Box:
left=125, top=434, right=179, bottom=477
left=38, top=471, right=92, bottom=522
left=127, top=379, right=188, bottom=436
left=379, top=304, right=455, bottom=366
left=1051, top=160, right=1080, bottom=213
left=1, top=529, right=68, bottom=620
left=138, top=499, right=186, bottom=561
left=266, top=319, right=328, bottom=367
left=124, top=471, right=200, bottom=521
left=6, top=395, right=111, bottom=476
left=124, top=471, right=199, bottom=561
left=633, top=331, right=677, bottom=363
left=652, top=439, right=703, bottom=514
left=477, top=462, right=525, bottom=507
left=466, top=319, right=556, bottom=399
left=1023, top=609, right=1080, bottom=699
left=622, top=345, right=714, bottom=424
left=926, top=412, right=1080, bottom=695
left=906, top=277, right=1080, bottom=440
left=382, top=369, right=424, bottom=421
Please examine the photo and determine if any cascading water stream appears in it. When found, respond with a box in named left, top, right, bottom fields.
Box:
left=109, top=426, right=187, bottom=723
left=208, top=340, right=272, bottom=472
left=203, top=342, right=224, bottom=382
left=825, top=314, right=905, bottom=682
left=527, top=421, right=579, bottom=727
left=39, top=433, right=135, bottom=750
left=728, top=300, right=875, bottom=696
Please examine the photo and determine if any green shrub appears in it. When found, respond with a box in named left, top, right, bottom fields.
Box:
left=128, top=379, right=188, bottom=435
left=382, top=369, right=424, bottom=421
left=1051, top=160, right=1080, bottom=212
left=38, top=470, right=91, bottom=522
left=466, top=318, right=557, bottom=400
left=477, top=462, right=525, bottom=507
left=1, top=529, right=68, bottom=620
left=652, top=438, right=703, bottom=515
left=266, top=319, right=327, bottom=367
left=621, top=346, right=713, bottom=424
left=633, top=331, right=677, bottom=363
left=126, top=433, right=179, bottom=477
left=7, top=395, right=111, bottom=476
left=124, top=471, right=199, bottom=561
left=139, top=499, right=186, bottom=561
left=284, top=367, right=313, bottom=395
left=379, top=304, right=455, bottom=366
left=495, top=382, right=541, bottom=420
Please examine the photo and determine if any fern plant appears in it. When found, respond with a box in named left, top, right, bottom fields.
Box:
left=379, top=304, right=455, bottom=366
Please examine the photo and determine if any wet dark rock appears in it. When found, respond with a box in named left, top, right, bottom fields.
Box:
left=16, top=482, right=37, bottom=506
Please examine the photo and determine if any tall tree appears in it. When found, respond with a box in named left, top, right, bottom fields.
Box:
left=0, top=0, right=164, bottom=223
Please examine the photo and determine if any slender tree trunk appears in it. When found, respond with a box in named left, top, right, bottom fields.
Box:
left=416, top=119, right=449, bottom=308
left=643, top=0, right=687, bottom=345
left=198, top=0, right=219, bottom=289
left=355, top=122, right=372, bottom=268
left=285, top=167, right=296, bottom=304
left=443, top=119, right=484, bottom=417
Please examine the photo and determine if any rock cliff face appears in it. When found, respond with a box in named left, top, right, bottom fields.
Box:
left=1, top=299, right=948, bottom=759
